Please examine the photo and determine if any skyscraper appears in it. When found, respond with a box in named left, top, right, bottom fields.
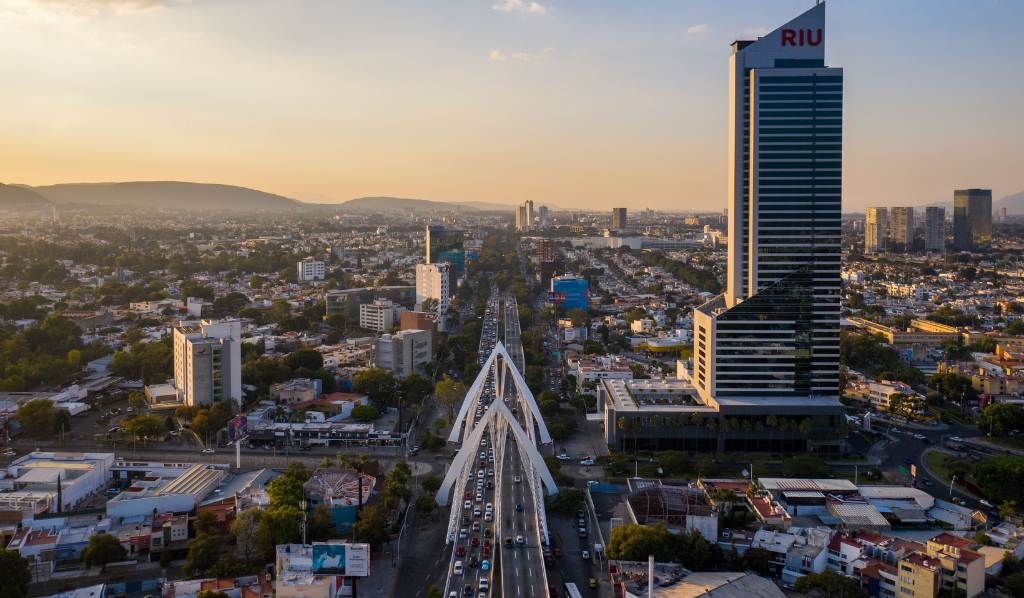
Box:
left=425, top=224, right=464, bottom=276
left=693, top=2, right=843, bottom=444
left=889, top=207, right=914, bottom=251
left=953, top=189, right=992, bottom=251
left=924, top=206, right=945, bottom=253
left=526, top=200, right=535, bottom=229
left=611, top=207, right=628, bottom=229
left=538, top=205, right=550, bottom=228
left=865, top=207, right=888, bottom=254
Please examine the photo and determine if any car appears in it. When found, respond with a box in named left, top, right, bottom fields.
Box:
left=582, top=550, right=590, bottom=560
left=484, top=512, right=493, bottom=522
left=464, top=491, right=472, bottom=500
left=463, top=585, right=473, bottom=596
left=557, top=453, right=571, bottom=461
left=487, top=480, right=494, bottom=489
left=580, top=459, right=595, bottom=466
left=513, top=475, right=522, bottom=483
left=479, top=579, right=489, bottom=591
left=487, top=469, right=494, bottom=477
left=472, top=522, right=481, bottom=532
left=589, top=578, right=598, bottom=588
left=484, top=528, right=493, bottom=538
left=474, top=508, right=482, bottom=517
left=471, top=536, right=479, bottom=547
left=505, top=537, right=513, bottom=547
left=469, top=556, right=479, bottom=567
left=516, top=503, right=523, bottom=512
left=950, top=436, right=963, bottom=442
left=453, top=560, right=464, bottom=575
left=481, top=559, right=491, bottom=571
left=464, top=501, right=472, bottom=510
left=576, top=509, right=585, bottom=518
left=579, top=527, right=588, bottom=538
left=201, top=448, right=215, bottom=454
left=516, top=535, right=525, bottom=545
left=980, top=499, right=994, bottom=508
left=459, top=528, right=468, bottom=539
left=475, top=493, right=483, bottom=502
left=449, top=592, right=458, bottom=598
left=457, top=545, right=466, bottom=557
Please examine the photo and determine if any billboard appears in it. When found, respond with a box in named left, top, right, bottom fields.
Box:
left=228, top=415, right=248, bottom=442
left=311, top=542, right=370, bottom=577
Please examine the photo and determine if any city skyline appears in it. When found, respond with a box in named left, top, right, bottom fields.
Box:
left=1, top=0, right=1021, bottom=211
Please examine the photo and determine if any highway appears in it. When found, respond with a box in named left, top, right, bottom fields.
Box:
left=442, top=286, right=553, bottom=597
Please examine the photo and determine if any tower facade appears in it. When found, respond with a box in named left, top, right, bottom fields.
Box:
left=865, top=207, right=888, bottom=254
left=953, top=189, right=992, bottom=251
left=696, top=2, right=843, bottom=406
left=924, top=206, right=945, bottom=253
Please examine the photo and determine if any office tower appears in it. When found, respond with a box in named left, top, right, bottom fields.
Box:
left=296, top=258, right=325, bottom=282
left=611, top=207, right=628, bottom=229
left=526, top=200, right=535, bottom=228
left=924, top=207, right=945, bottom=253
left=375, top=329, right=432, bottom=378
left=538, top=205, right=550, bottom=228
left=425, top=224, right=464, bottom=276
left=693, top=2, right=844, bottom=440
left=550, top=275, right=589, bottom=311
left=515, top=204, right=529, bottom=231
left=415, top=263, right=452, bottom=313
left=953, top=189, right=992, bottom=251
left=173, top=319, right=241, bottom=407
left=865, top=207, right=888, bottom=254
left=358, top=299, right=405, bottom=333
left=889, top=207, right=914, bottom=251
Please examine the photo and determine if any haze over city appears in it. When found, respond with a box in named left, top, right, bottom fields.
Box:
left=1, top=0, right=1021, bottom=211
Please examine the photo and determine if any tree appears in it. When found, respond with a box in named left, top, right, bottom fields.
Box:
left=886, top=393, right=923, bottom=419
left=400, top=374, right=434, bottom=406
left=17, top=399, right=55, bottom=438
left=980, top=403, right=1024, bottom=436
left=284, top=348, right=324, bottom=372
left=781, top=454, right=829, bottom=478
left=973, top=456, right=1024, bottom=504
left=352, top=368, right=398, bottom=407
left=350, top=404, right=379, bottom=422
left=194, top=510, right=220, bottom=536
left=0, top=549, right=30, bottom=598
left=425, top=585, right=443, bottom=598
left=353, top=503, right=389, bottom=550
left=123, top=414, right=167, bottom=440
left=267, top=475, right=305, bottom=510
left=231, top=508, right=264, bottom=563
left=184, top=533, right=222, bottom=576
left=793, top=570, right=863, bottom=598
left=81, top=533, right=127, bottom=572
left=434, top=376, right=466, bottom=420
left=255, top=507, right=303, bottom=560
left=605, top=524, right=675, bottom=562
left=421, top=474, right=442, bottom=495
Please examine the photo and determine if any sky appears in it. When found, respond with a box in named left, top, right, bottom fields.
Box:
left=0, top=0, right=1021, bottom=211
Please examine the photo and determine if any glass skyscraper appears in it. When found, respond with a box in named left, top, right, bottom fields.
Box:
left=695, top=2, right=843, bottom=406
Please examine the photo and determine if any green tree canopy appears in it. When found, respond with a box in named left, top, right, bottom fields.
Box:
left=353, top=368, right=398, bottom=407
left=0, top=549, right=30, bottom=598
left=17, top=399, right=55, bottom=438
left=81, top=533, right=127, bottom=572
left=793, top=570, right=863, bottom=598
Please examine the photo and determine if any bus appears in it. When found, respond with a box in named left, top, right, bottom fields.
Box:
left=564, top=582, right=583, bottom=598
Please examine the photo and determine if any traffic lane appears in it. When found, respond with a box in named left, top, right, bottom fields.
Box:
left=501, top=439, right=547, bottom=598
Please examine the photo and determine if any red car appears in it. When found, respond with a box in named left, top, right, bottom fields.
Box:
left=464, top=491, right=472, bottom=499
left=457, top=545, right=465, bottom=557
left=483, top=540, right=491, bottom=548
left=470, top=536, right=479, bottom=547
left=482, top=546, right=491, bottom=557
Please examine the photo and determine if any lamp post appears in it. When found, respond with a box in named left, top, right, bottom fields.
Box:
left=300, top=498, right=307, bottom=545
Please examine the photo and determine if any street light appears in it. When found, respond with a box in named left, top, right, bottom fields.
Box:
left=300, top=498, right=308, bottom=545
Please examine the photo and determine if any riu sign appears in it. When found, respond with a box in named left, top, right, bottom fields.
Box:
left=781, top=28, right=823, bottom=47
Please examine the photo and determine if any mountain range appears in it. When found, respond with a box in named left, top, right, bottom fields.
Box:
left=1, top=181, right=535, bottom=213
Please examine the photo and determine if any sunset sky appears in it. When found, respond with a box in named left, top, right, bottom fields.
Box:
left=0, top=0, right=1021, bottom=211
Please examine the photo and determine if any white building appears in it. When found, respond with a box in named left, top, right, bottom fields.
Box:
left=415, top=263, right=452, bottom=313
left=296, top=258, right=326, bottom=282
left=106, top=463, right=226, bottom=518
left=173, top=319, right=242, bottom=407
left=5, top=451, right=114, bottom=513
left=375, top=329, right=432, bottom=379
left=358, top=299, right=404, bottom=333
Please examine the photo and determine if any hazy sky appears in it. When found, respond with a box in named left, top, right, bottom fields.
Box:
left=1, top=0, right=1021, bottom=211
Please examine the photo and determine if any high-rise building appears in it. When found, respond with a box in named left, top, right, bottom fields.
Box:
left=611, top=207, right=628, bottom=230
left=538, top=205, right=550, bottom=228
left=924, top=207, right=945, bottom=253
left=953, top=189, right=992, bottom=251
left=425, top=224, right=464, bottom=276
left=526, top=200, right=535, bottom=228
left=889, top=207, right=914, bottom=251
left=296, top=258, right=326, bottom=282
left=173, top=319, right=242, bottom=407
left=358, top=299, right=404, bottom=333
left=375, top=329, right=432, bottom=379
left=515, top=204, right=529, bottom=231
left=865, top=207, right=888, bottom=254
left=692, top=2, right=844, bottom=446
left=415, top=263, right=452, bottom=313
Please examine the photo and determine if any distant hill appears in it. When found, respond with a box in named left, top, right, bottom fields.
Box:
left=996, top=190, right=1024, bottom=215
left=337, top=196, right=517, bottom=213
left=0, top=184, right=50, bottom=208
left=31, top=181, right=300, bottom=211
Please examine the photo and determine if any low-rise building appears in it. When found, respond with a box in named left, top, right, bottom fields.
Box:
left=358, top=299, right=404, bottom=333
left=375, top=329, right=431, bottom=378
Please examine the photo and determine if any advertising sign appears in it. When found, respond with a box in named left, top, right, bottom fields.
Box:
left=311, top=542, right=370, bottom=577
left=228, top=415, right=248, bottom=442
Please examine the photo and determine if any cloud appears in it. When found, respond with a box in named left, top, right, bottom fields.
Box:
left=686, top=24, right=710, bottom=35
left=30, top=0, right=185, bottom=15
left=492, top=0, right=547, bottom=14
left=489, top=48, right=552, bottom=62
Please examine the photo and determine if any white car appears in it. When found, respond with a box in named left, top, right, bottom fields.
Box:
left=557, top=453, right=571, bottom=461
left=516, top=535, right=525, bottom=545
left=201, top=448, right=215, bottom=454
left=453, top=560, right=464, bottom=575
left=464, top=501, right=472, bottom=510
left=582, top=550, right=590, bottom=560
left=513, top=475, right=522, bottom=483
left=580, top=459, right=595, bottom=466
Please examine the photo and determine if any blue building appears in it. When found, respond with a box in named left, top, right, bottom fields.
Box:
left=550, top=275, right=589, bottom=311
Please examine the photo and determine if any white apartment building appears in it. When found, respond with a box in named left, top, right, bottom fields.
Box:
left=296, top=258, right=326, bottom=282
left=415, top=263, right=452, bottom=313
left=375, top=329, right=432, bottom=379
left=173, top=319, right=242, bottom=407
left=358, top=299, right=404, bottom=333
